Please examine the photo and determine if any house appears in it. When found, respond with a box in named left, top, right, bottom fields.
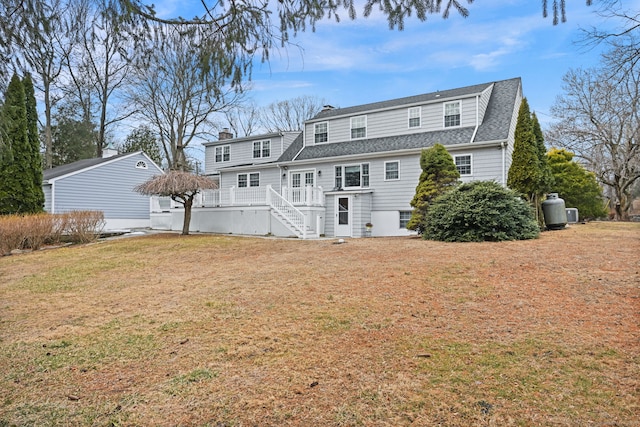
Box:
left=152, top=77, right=522, bottom=238
left=43, top=151, right=164, bottom=230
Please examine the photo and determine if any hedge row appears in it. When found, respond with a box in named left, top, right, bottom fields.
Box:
left=0, top=211, right=105, bottom=256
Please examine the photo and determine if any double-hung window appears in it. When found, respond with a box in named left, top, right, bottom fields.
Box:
left=385, top=161, right=399, bottom=180
left=238, top=172, right=260, bottom=188
left=335, top=163, right=369, bottom=189
left=408, top=107, right=421, bottom=128
left=314, top=122, right=328, bottom=143
left=215, top=145, right=230, bottom=163
left=444, top=101, right=461, bottom=128
left=399, top=211, right=412, bottom=228
left=454, top=154, right=472, bottom=176
left=252, top=140, right=270, bottom=159
left=350, top=116, right=367, bottom=139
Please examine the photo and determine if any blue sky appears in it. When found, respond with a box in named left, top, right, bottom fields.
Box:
left=154, top=0, right=631, bottom=128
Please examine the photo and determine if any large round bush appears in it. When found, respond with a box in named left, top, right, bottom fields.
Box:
left=423, top=181, right=540, bottom=242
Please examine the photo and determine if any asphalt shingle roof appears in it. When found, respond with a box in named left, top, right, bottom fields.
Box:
left=43, top=152, right=133, bottom=181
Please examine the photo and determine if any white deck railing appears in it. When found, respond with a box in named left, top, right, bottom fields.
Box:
left=282, top=185, right=325, bottom=206
left=151, top=185, right=324, bottom=212
left=267, top=186, right=308, bottom=238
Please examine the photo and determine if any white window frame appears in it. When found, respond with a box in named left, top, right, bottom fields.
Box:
left=408, top=107, right=421, bottom=128
left=252, top=140, right=271, bottom=159
left=215, top=145, right=230, bottom=163
left=350, top=116, right=367, bottom=140
left=237, top=172, right=260, bottom=188
left=454, top=154, right=472, bottom=176
left=335, top=163, right=370, bottom=189
left=135, top=160, right=148, bottom=169
left=384, top=161, right=400, bottom=181
left=399, top=211, right=412, bottom=228
left=444, top=101, right=461, bottom=128
left=314, top=122, right=328, bottom=143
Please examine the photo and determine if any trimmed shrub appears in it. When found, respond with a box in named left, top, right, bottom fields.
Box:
left=423, top=181, right=540, bottom=242
left=0, top=215, right=26, bottom=255
left=0, top=211, right=105, bottom=255
left=20, top=213, right=54, bottom=250
left=65, top=210, right=105, bottom=243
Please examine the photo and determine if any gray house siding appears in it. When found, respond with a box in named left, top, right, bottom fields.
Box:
left=305, top=95, right=482, bottom=147
left=41, top=152, right=163, bottom=230
left=218, top=166, right=282, bottom=192
left=46, top=152, right=161, bottom=220
left=204, top=132, right=299, bottom=176
left=43, top=184, right=52, bottom=212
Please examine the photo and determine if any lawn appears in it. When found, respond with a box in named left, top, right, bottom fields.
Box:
left=0, top=222, right=638, bottom=426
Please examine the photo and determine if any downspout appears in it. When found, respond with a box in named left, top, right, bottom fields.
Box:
left=501, top=141, right=507, bottom=185
left=50, top=181, right=55, bottom=214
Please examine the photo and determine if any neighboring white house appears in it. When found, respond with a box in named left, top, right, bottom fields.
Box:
left=152, top=77, right=522, bottom=238
left=43, top=151, right=164, bottom=230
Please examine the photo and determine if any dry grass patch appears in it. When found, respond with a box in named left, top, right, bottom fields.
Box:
left=0, top=222, right=638, bottom=426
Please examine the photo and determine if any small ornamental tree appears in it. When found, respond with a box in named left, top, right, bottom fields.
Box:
left=407, top=144, right=460, bottom=234
left=423, top=181, right=540, bottom=242
left=547, top=148, right=608, bottom=220
left=135, top=171, right=217, bottom=235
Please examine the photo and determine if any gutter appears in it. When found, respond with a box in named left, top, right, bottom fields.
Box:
left=282, top=139, right=507, bottom=167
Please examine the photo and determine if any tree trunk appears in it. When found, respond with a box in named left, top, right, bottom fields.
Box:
left=182, top=196, right=193, bottom=235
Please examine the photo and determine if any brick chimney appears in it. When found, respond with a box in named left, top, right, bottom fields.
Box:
left=218, top=128, right=233, bottom=140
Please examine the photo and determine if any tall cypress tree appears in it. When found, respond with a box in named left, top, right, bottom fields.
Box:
left=0, top=74, right=41, bottom=214
left=407, top=143, right=460, bottom=234
left=23, top=73, right=44, bottom=212
left=532, top=112, right=554, bottom=194
left=507, top=98, right=540, bottom=202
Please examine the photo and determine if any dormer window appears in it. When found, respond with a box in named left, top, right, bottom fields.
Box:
left=253, top=140, right=270, bottom=159
left=408, top=107, right=421, bottom=128
left=314, top=122, right=328, bottom=143
left=350, top=116, right=367, bottom=139
left=215, top=145, right=230, bottom=162
left=444, top=101, right=461, bottom=127
left=135, top=160, right=148, bottom=169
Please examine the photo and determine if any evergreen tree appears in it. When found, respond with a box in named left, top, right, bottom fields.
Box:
left=547, top=148, right=608, bottom=220
left=508, top=98, right=541, bottom=202
left=22, top=74, right=44, bottom=211
left=532, top=112, right=554, bottom=194
left=119, top=125, right=164, bottom=167
left=0, top=74, right=42, bottom=214
left=407, top=144, right=460, bottom=234
left=50, top=104, right=96, bottom=166
left=531, top=111, right=554, bottom=224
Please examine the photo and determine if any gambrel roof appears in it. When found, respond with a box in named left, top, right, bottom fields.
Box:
left=278, top=77, right=521, bottom=163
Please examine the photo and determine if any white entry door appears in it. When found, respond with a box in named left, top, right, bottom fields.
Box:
left=335, top=196, right=352, bottom=237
